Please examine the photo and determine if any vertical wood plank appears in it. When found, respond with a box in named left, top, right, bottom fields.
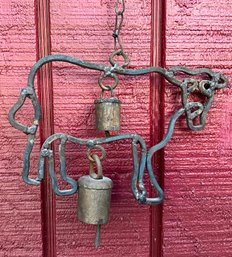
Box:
left=150, top=0, right=166, bottom=256
left=0, top=1, right=43, bottom=256
left=35, top=0, right=56, bottom=256
left=163, top=1, right=232, bottom=256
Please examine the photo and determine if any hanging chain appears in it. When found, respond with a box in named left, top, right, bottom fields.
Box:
left=113, top=0, right=125, bottom=52
left=97, top=0, right=129, bottom=93
left=111, top=0, right=129, bottom=68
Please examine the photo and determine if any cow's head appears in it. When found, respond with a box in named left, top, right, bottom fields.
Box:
left=180, top=73, right=227, bottom=131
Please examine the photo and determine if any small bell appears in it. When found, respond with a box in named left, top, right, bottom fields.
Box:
left=95, top=90, right=121, bottom=131
left=77, top=154, right=113, bottom=247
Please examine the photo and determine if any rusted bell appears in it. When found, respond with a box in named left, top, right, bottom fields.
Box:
left=77, top=154, right=113, bottom=247
left=94, top=92, right=121, bottom=131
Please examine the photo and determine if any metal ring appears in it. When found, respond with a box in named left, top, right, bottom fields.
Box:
left=86, top=145, right=106, bottom=162
left=109, top=49, right=129, bottom=68
left=214, top=73, right=227, bottom=89
left=89, top=154, right=103, bottom=179
left=100, top=86, right=114, bottom=99
left=98, top=73, right=119, bottom=91
left=185, top=102, right=204, bottom=120
left=199, top=80, right=213, bottom=97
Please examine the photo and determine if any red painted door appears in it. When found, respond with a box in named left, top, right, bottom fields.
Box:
left=0, top=1, right=231, bottom=257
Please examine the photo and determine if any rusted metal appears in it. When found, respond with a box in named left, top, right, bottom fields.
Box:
left=78, top=154, right=113, bottom=247
left=8, top=51, right=227, bottom=203
left=8, top=0, right=227, bottom=211
left=78, top=176, right=112, bottom=224
left=95, top=96, right=121, bottom=131
left=113, top=0, right=126, bottom=55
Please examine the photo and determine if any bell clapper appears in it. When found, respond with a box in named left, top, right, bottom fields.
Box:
left=95, top=224, right=101, bottom=248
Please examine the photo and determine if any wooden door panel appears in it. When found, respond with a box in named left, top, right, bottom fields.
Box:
left=1, top=0, right=231, bottom=256
left=0, top=1, right=43, bottom=256
left=164, top=1, right=232, bottom=256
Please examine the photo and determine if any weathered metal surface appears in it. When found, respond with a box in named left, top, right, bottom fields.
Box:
left=77, top=154, right=113, bottom=247
left=78, top=154, right=113, bottom=247
left=78, top=176, right=112, bottom=225
left=78, top=154, right=112, bottom=222
left=95, top=96, right=121, bottom=131
left=8, top=51, right=227, bottom=202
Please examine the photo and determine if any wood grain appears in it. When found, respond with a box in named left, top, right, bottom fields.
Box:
left=164, top=1, right=232, bottom=256
left=0, top=1, right=42, bottom=256
left=35, top=0, right=56, bottom=256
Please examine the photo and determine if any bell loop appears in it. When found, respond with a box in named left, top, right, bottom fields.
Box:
left=100, top=86, right=115, bottom=99
left=98, top=72, right=119, bottom=91
left=109, top=49, right=129, bottom=69
left=89, top=154, right=103, bottom=180
left=86, top=145, right=106, bottom=162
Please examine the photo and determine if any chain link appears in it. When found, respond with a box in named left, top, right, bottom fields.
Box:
left=113, top=0, right=125, bottom=52
left=86, top=145, right=106, bottom=162
left=112, top=0, right=129, bottom=68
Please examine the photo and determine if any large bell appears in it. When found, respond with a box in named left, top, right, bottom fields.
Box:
left=77, top=154, right=113, bottom=247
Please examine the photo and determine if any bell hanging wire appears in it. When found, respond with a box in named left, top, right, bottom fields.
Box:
left=8, top=0, right=227, bottom=247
